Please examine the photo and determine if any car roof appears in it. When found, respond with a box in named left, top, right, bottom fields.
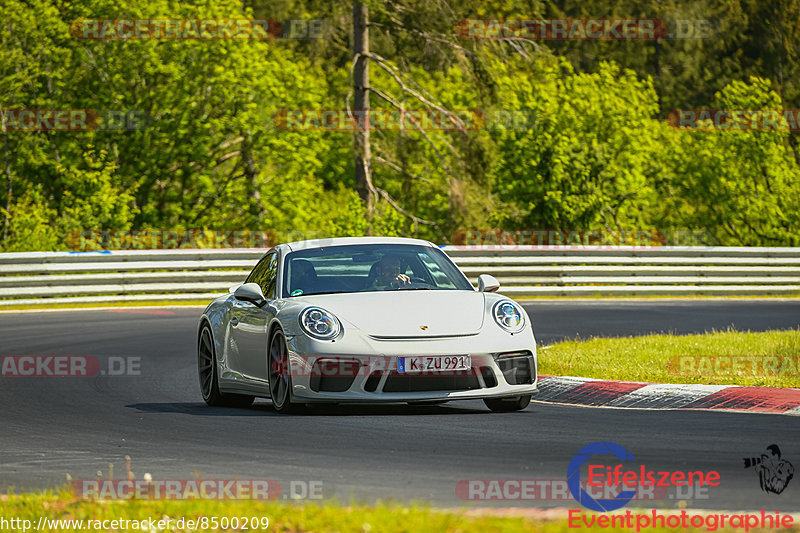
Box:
left=282, top=236, right=436, bottom=252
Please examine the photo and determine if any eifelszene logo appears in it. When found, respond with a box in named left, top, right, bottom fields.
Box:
left=743, top=444, right=794, bottom=495
left=568, top=442, right=637, bottom=512
left=567, top=441, right=721, bottom=512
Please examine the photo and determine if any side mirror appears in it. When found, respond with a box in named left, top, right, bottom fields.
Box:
left=478, top=274, right=500, bottom=293
left=234, top=282, right=266, bottom=306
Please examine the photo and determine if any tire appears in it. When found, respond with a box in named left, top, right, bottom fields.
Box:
left=483, top=395, right=531, bottom=412
left=268, top=328, right=296, bottom=414
left=198, top=325, right=254, bottom=408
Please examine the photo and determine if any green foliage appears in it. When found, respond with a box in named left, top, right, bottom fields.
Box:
left=491, top=59, right=665, bottom=232
left=54, top=149, right=136, bottom=233
left=1, top=0, right=798, bottom=251
left=1, top=191, right=61, bottom=252
left=665, top=78, right=800, bottom=245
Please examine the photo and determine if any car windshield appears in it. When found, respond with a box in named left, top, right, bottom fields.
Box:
left=282, top=243, right=473, bottom=297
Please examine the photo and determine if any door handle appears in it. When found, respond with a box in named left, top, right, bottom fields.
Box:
left=231, top=317, right=239, bottom=326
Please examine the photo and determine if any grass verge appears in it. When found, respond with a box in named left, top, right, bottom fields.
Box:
left=1, top=490, right=798, bottom=532
left=0, top=490, right=554, bottom=533
left=539, top=329, right=800, bottom=388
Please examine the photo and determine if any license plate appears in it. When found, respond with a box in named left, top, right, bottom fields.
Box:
left=397, top=355, right=471, bottom=373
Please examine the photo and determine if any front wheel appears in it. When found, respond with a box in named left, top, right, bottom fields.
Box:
left=268, top=329, right=296, bottom=414
left=198, top=325, right=254, bottom=408
left=483, top=395, right=531, bottom=412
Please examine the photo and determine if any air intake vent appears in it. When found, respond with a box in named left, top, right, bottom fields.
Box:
left=480, top=366, right=497, bottom=388
left=309, top=358, right=360, bottom=392
left=496, top=351, right=534, bottom=385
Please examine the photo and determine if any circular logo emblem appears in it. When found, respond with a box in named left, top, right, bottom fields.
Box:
left=567, top=441, right=637, bottom=512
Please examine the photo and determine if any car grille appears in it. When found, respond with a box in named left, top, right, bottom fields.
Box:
left=364, top=370, right=382, bottom=392
left=382, top=368, right=482, bottom=392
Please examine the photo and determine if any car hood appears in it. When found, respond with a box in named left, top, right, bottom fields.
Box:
left=300, top=290, right=486, bottom=337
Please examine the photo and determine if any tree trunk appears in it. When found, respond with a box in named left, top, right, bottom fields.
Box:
left=353, top=1, right=374, bottom=230
left=2, top=129, right=10, bottom=243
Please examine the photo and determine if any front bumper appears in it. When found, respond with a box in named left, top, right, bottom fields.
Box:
left=284, top=331, right=538, bottom=403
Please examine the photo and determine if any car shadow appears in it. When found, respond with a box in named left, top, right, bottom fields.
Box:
left=125, top=402, right=265, bottom=416
left=125, top=401, right=522, bottom=416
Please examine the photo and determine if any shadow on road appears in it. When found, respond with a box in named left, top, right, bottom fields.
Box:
left=125, top=401, right=522, bottom=417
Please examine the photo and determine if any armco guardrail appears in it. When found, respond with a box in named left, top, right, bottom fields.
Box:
left=0, top=246, right=799, bottom=306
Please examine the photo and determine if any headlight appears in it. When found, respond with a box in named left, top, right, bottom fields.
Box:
left=492, top=300, right=525, bottom=333
left=299, top=307, right=341, bottom=340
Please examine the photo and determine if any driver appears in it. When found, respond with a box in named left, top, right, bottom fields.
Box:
left=368, top=255, right=411, bottom=290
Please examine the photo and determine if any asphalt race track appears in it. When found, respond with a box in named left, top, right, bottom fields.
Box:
left=527, top=299, right=800, bottom=344
left=1, top=300, right=798, bottom=511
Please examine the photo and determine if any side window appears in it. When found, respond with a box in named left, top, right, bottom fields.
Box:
left=246, top=252, right=273, bottom=288
left=261, top=253, right=279, bottom=298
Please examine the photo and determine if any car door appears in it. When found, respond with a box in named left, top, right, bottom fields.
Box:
left=230, top=251, right=279, bottom=383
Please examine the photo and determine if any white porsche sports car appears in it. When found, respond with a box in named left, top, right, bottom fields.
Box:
left=197, top=237, right=538, bottom=413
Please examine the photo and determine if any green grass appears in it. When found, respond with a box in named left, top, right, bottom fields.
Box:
left=2, top=489, right=798, bottom=532
left=0, top=489, right=553, bottom=533
left=539, top=329, right=800, bottom=388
